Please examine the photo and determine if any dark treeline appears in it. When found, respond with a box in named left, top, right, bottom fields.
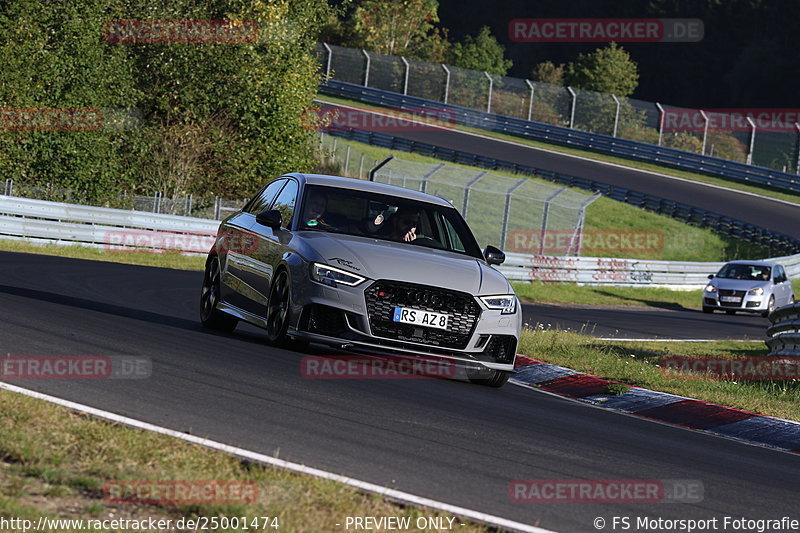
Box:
left=438, top=0, right=798, bottom=108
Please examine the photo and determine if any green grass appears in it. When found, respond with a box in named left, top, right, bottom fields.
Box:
left=0, top=389, right=491, bottom=532
left=0, top=240, right=206, bottom=271
left=512, top=278, right=800, bottom=308
left=519, top=330, right=800, bottom=421
left=317, top=94, right=800, bottom=205
left=324, top=136, right=773, bottom=262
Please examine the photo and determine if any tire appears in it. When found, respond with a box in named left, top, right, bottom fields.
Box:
left=725, top=310, right=736, bottom=315
left=762, top=295, right=775, bottom=318
left=265, top=269, right=292, bottom=344
left=702, top=306, right=714, bottom=314
left=789, top=294, right=795, bottom=305
left=200, top=256, right=238, bottom=332
left=467, top=367, right=510, bottom=388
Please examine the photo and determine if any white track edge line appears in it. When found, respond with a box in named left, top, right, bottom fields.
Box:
left=595, top=338, right=764, bottom=342
left=0, top=381, right=555, bottom=533
left=315, top=99, right=800, bottom=208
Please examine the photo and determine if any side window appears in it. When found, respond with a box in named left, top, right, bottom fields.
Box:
left=440, top=214, right=466, bottom=253
left=246, top=179, right=286, bottom=214
left=271, top=180, right=299, bottom=228
left=777, top=265, right=787, bottom=282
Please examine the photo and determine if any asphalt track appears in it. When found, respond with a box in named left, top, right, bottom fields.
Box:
left=321, top=102, right=800, bottom=238
left=2, top=252, right=798, bottom=532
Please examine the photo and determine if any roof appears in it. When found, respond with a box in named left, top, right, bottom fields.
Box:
left=291, top=173, right=454, bottom=208
left=723, top=260, right=779, bottom=267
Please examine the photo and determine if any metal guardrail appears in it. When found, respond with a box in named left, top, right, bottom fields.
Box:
left=323, top=126, right=800, bottom=255
left=320, top=80, right=800, bottom=195
left=499, top=252, right=800, bottom=288
left=0, top=195, right=219, bottom=253
left=766, top=303, right=800, bottom=356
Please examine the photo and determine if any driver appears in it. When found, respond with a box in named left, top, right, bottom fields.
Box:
left=390, top=209, right=420, bottom=242
left=302, top=191, right=333, bottom=229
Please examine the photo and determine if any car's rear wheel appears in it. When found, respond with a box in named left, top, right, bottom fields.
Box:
left=200, top=256, right=238, bottom=332
left=265, top=270, right=291, bottom=344
left=467, top=367, right=510, bottom=388
left=762, top=295, right=775, bottom=318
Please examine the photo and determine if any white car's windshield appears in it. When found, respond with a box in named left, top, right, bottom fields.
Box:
left=298, top=185, right=484, bottom=259
left=716, top=264, right=771, bottom=281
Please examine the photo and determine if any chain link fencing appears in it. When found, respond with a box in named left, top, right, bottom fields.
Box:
left=317, top=43, right=800, bottom=173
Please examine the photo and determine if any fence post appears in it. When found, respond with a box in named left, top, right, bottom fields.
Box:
left=214, top=196, right=221, bottom=220
left=441, top=64, right=450, bottom=104
left=500, top=179, right=527, bottom=249
left=344, top=145, right=351, bottom=175
left=525, top=80, right=535, bottom=121
left=484, top=72, right=493, bottom=113
left=4, top=178, right=11, bottom=196
left=322, top=42, right=333, bottom=78
left=611, top=94, right=620, bottom=137
left=401, top=57, right=410, bottom=95
left=538, top=188, right=566, bottom=255
left=420, top=163, right=445, bottom=194
left=746, top=117, right=756, bottom=165
left=569, top=194, right=601, bottom=255
left=362, top=49, right=370, bottom=87
left=656, top=103, right=665, bottom=146
left=368, top=155, right=394, bottom=182
left=461, top=171, right=487, bottom=220
left=153, top=191, right=162, bottom=214
left=795, top=123, right=800, bottom=174
left=700, top=110, right=709, bottom=155
left=185, top=194, right=193, bottom=217
left=359, top=153, right=365, bottom=179
left=567, top=87, right=577, bottom=129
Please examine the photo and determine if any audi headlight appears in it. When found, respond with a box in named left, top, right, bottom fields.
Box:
left=480, top=295, right=517, bottom=315
left=311, top=263, right=365, bottom=287
left=704, top=285, right=717, bottom=293
left=748, top=287, right=764, bottom=295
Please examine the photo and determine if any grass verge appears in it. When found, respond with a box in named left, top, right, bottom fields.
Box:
left=518, top=330, right=800, bottom=421
left=0, top=387, right=490, bottom=532
left=316, top=94, right=800, bottom=206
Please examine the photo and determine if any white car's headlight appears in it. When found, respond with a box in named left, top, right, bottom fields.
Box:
left=480, top=295, right=517, bottom=315
left=311, top=262, right=365, bottom=287
left=748, top=287, right=764, bottom=295
left=704, top=285, right=717, bottom=293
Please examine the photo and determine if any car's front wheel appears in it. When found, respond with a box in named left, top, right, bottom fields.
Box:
left=467, top=367, right=510, bottom=388
left=200, top=256, right=238, bottom=332
left=702, top=306, right=714, bottom=314
left=265, top=269, right=291, bottom=344
left=762, top=295, right=776, bottom=318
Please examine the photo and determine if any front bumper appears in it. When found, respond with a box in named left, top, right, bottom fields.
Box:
left=288, top=278, right=521, bottom=371
left=703, top=291, right=769, bottom=312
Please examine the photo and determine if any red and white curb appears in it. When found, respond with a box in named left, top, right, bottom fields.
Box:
left=511, top=355, right=800, bottom=454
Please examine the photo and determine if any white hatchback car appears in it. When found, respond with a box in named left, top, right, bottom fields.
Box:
left=702, top=261, right=794, bottom=317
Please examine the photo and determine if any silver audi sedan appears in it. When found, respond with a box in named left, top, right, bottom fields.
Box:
left=702, top=260, right=794, bottom=316
left=200, top=173, right=521, bottom=386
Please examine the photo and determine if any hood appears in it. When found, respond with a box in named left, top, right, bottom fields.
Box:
left=299, top=232, right=511, bottom=295
left=709, top=277, right=770, bottom=291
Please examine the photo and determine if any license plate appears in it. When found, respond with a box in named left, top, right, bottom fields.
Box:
left=720, top=296, right=741, bottom=302
left=392, top=307, right=449, bottom=330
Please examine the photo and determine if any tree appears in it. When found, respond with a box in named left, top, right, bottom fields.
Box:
left=351, top=0, right=443, bottom=59
left=565, top=42, right=639, bottom=97
left=449, top=26, right=512, bottom=76
left=531, top=61, right=565, bottom=85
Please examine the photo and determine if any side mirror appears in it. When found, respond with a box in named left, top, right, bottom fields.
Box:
left=483, top=245, right=505, bottom=266
left=256, top=209, right=282, bottom=230
left=707, top=274, right=714, bottom=279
